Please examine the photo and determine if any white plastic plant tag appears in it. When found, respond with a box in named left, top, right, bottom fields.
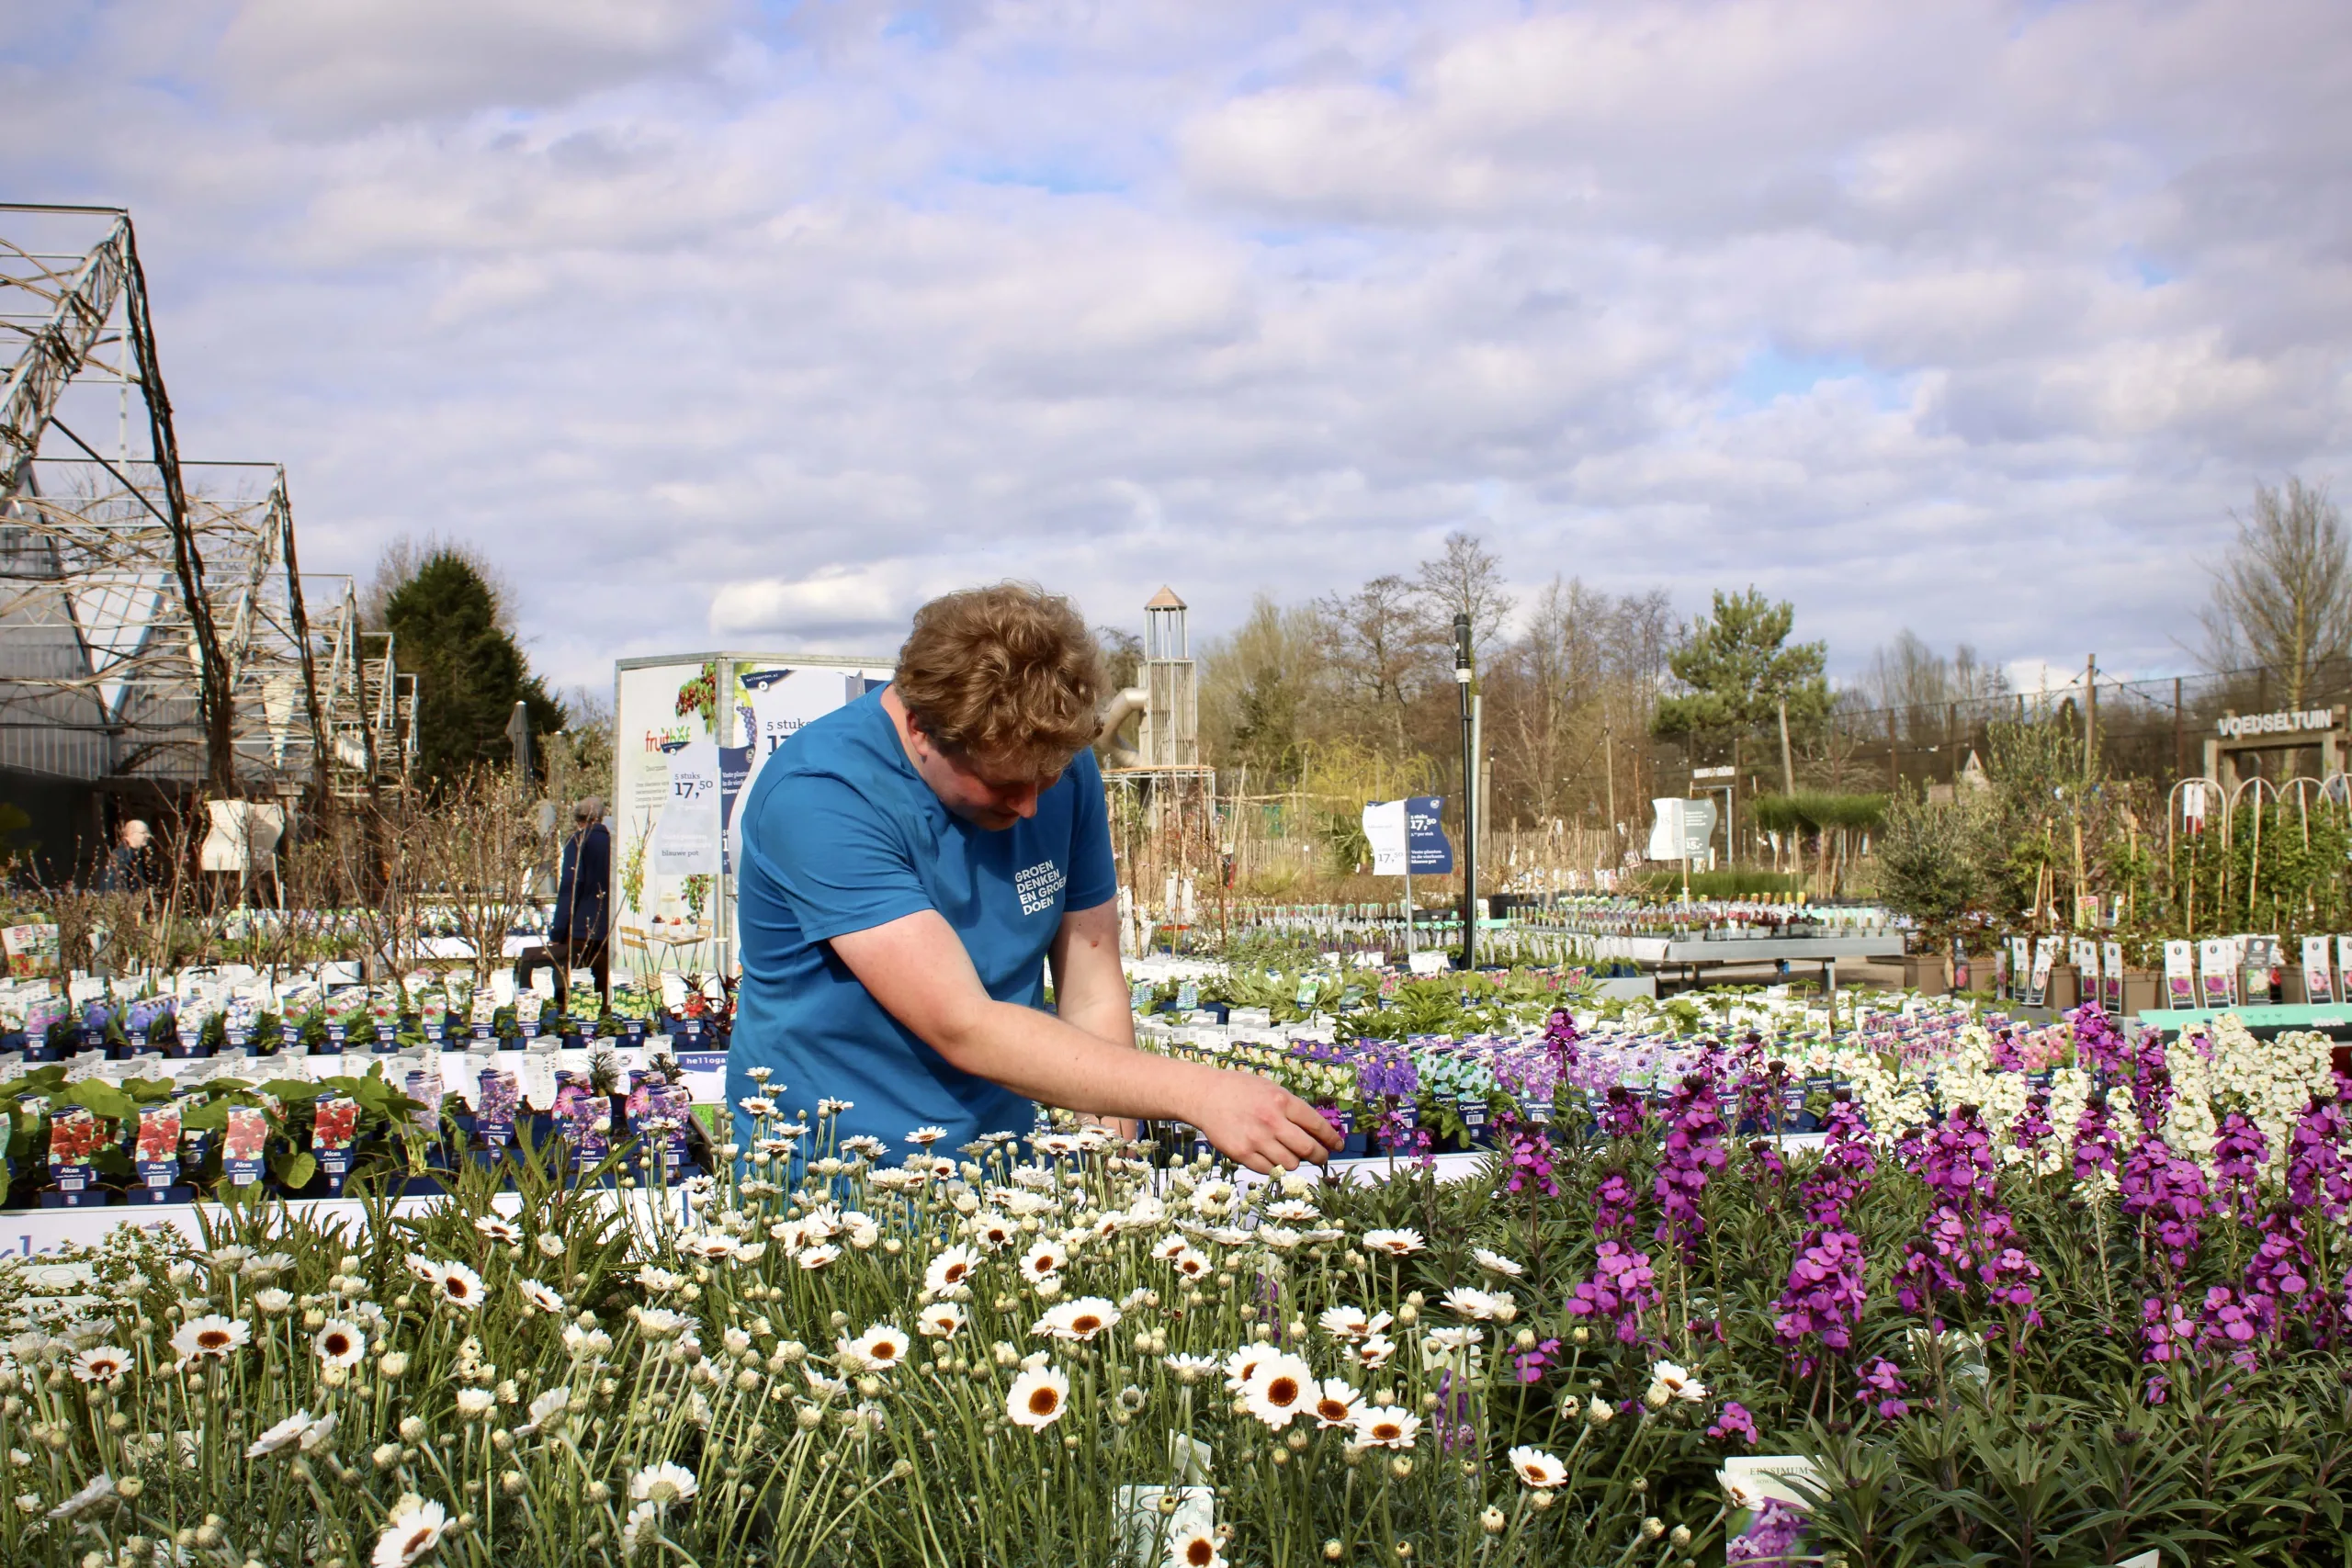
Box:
left=529, top=968, right=556, bottom=1002
left=1112, top=1484, right=1212, bottom=1568
left=1170, top=1433, right=1211, bottom=1485
left=660, top=972, right=689, bottom=1010
left=1720, top=1454, right=1821, bottom=1511
left=2113, top=1554, right=2157, bottom=1568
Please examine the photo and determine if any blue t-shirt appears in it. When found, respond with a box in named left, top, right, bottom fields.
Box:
left=727, top=689, right=1118, bottom=1156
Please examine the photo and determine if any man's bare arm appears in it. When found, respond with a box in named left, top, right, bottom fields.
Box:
left=829, top=908, right=1340, bottom=1173
left=1046, top=898, right=1137, bottom=1137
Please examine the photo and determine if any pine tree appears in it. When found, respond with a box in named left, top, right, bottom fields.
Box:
left=384, top=550, right=563, bottom=786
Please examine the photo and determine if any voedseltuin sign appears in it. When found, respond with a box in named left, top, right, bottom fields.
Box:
left=2215, top=707, right=2336, bottom=739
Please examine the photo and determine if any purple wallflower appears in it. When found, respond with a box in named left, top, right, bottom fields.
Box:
left=1914, top=1105, right=1998, bottom=1207
left=1510, top=1337, right=1562, bottom=1384
left=1566, top=1238, right=1660, bottom=1345
left=2119, top=1134, right=2210, bottom=1270
left=1592, top=1167, right=1640, bottom=1239
left=1655, top=1072, right=1728, bottom=1260
left=1773, top=1226, right=1867, bottom=1373
left=1707, top=1400, right=1759, bottom=1447
left=1800, top=1098, right=1877, bottom=1228
left=2071, top=1092, right=2121, bottom=1183
left=2071, top=1003, right=2131, bottom=1077
left=1499, top=1112, right=1559, bottom=1200
left=2211, top=1112, right=2270, bottom=1220
left=1600, top=1086, right=1650, bottom=1141
left=2240, top=1211, right=2314, bottom=1343
left=2285, top=1097, right=2352, bottom=1222
left=1856, top=1355, right=1910, bottom=1419
left=2011, top=1090, right=2054, bottom=1157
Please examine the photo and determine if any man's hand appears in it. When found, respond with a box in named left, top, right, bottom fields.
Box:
left=1177, top=1066, right=1343, bottom=1176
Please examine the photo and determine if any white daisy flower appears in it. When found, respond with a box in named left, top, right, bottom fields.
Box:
left=372, top=1496, right=448, bottom=1568
left=1471, top=1247, right=1524, bottom=1278
left=1351, top=1404, right=1420, bottom=1449
left=906, top=1126, right=947, bottom=1146
left=1031, top=1297, right=1120, bottom=1342
left=1309, top=1377, right=1363, bottom=1429
left=620, top=1498, right=663, bottom=1556
left=1509, top=1444, right=1568, bottom=1488
left=436, top=1262, right=486, bottom=1312
left=515, top=1280, right=565, bottom=1314
left=1162, top=1352, right=1222, bottom=1384
left=635, top=1308, right=687, bottom=1339
left=68, top=1346, right=130, bottom=1385
left=971, top=1213, right=1016, bottom=1250
left=1645, top=1360, right=1707, bottom=1406
left=637, top=1265, right=684, bottom=1293
left=923, top=1245, right=979, bottom=1293
left=1442, top=1286, right=1509, bottom=1321
left=797, top=1244, right=841, bottom=1270
left=473, top=1217, right=522, bottom=1244
left=918, top=1303, right=966, bottom=1338
left=247, top=1410, right=316, bottom=1458
left=47, top=1472, right=116, bottom=1522
left=1020, top=1239, right=1068, bottom=1279
left=517, top=1386, right=571, bottom=1437
left=630, top=1461, right=699, bottom=1505
left=1318, top=1306, right=1394, bottom=1343
left=837, top=1325, right=910, bottom=1371
left=1361, top=1228, right=1425, bottom=1257
left=314, top=1319, right=367, bottom=1369
left=456, top=1388, right=496, bottom=1417
left=171, top=1314, right=250, bottom=1362
left=1240, top=1352, right=1316, bottom=1429
left=403, top=1254, right=445, bottom=1290
left=1005, top=1365, right=1070, bottom=1429
left=253, top=1287, right=294, bottom=1315
left=1167, top=1529, right=1227, bottom=1568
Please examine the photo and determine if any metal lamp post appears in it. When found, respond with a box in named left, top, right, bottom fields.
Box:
left=1455, top=612, right=1476, bottom=971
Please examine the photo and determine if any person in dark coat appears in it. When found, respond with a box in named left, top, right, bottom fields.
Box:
left=97, top=819, right=153, bottom=894
left=516, top=796, right=611, bottom=999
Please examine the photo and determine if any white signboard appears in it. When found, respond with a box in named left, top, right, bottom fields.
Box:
left=654, top=736, right=721, bottom=876
left=613, top=655, right=892, bottom=980
left=1646, top=797, right=1718, bottom=861
left=1361, top=799, right=1408, bottom=877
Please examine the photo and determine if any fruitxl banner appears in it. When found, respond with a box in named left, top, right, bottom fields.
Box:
left=613, top=654, right=894, bottom=979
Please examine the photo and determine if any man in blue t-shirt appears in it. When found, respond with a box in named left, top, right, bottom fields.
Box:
left=729, top=583, right=1340, bottom=1173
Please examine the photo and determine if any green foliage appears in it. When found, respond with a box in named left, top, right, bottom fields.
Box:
left=1652, top=587, right=1831, bottom=739
left=1752, top=791, right=1889, bottom=833
left=1874, top=784, right=2000, bottom=938
left=386, top=549, right=564, bottom=788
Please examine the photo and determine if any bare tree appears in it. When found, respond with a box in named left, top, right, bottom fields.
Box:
left=2199, top=477, right=2352, bottom=707
left=1414, top=532, right=1514, bottom=660
left=1316, top=575, right=1425, bottom=755
left=1865, top=630, right=2009, bottom=740
left=361, top=532, right=519, bottom=632
left=415, top=766, right=548, bottom=987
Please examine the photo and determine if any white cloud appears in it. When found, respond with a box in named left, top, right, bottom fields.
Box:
left=3, top=0, right=2347, bottom=692
left=214, top=0, right=741, bottom=131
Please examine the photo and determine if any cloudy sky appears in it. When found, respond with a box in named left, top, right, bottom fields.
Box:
left=6, top=0, right=2349, bottom=694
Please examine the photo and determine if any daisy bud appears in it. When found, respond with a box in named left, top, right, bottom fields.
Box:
left=1481, top=1506, right=1505, bottom=1533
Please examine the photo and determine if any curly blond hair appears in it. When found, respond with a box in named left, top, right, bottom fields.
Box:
left=894, top=582, right=1104, bottom=779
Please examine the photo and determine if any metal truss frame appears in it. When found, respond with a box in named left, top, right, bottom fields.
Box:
left=0, top=203, right=408, bottom=801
